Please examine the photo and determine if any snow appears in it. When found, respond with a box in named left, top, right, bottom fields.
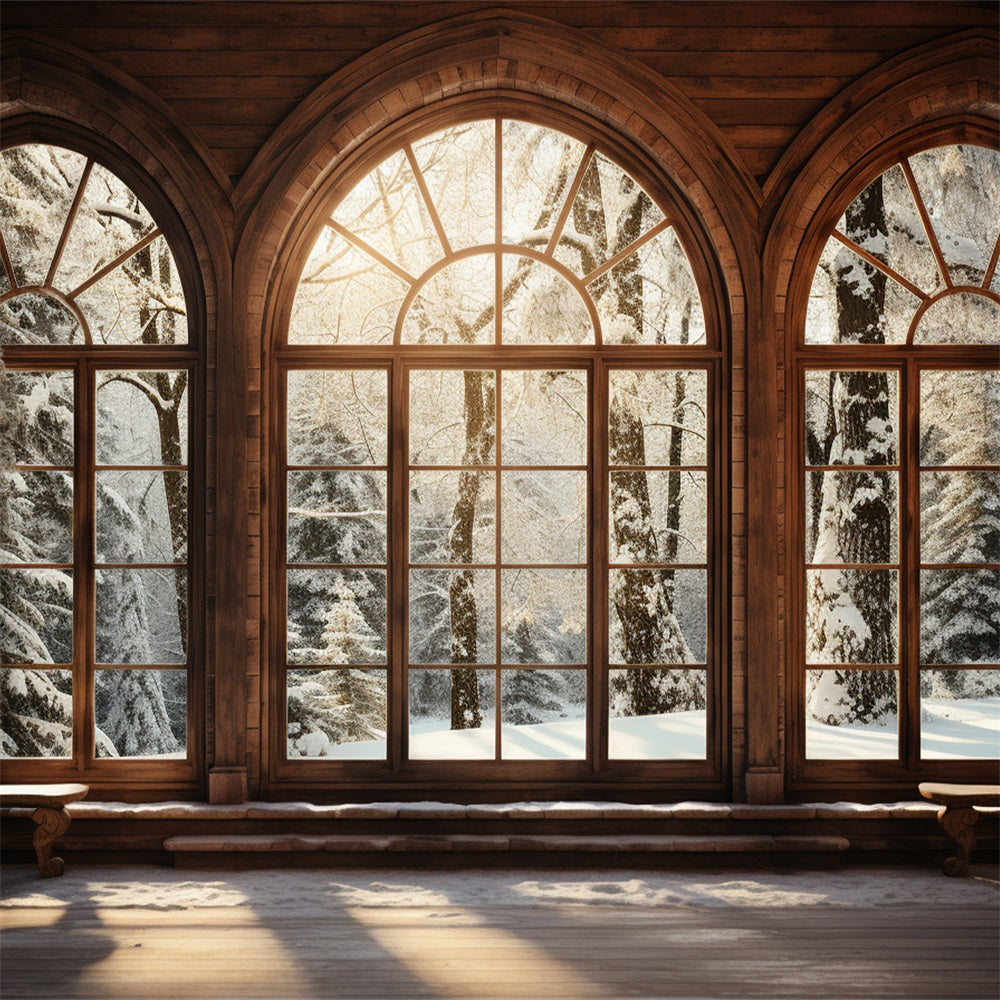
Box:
left=309, top=703, right=994, bottom=762
left=807, top=697, right=999, bottom=759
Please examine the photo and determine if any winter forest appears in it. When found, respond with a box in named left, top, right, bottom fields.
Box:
left=804, top=143, right=1000, bottom=759
left=0, top=144, right=189, bottom=759
left=285, top=119, right=711, bottom=762
left=2, top=129, right=996, bottom=773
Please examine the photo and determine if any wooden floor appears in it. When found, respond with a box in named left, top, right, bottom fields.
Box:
left=2, top=868, right=998, bottom=999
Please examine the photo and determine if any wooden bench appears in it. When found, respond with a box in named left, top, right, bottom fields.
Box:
left=0, top=783, right=89, bottom=877
left=918, top=782, right=1000, bottom=877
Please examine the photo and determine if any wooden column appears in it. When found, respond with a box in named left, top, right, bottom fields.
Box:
left=744, top=263, right=783, bottom=804
left=209, top=275, right=249, bottom=804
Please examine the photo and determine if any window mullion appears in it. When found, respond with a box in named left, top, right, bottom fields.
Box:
left=390, top=359, right=408, bottom=772
left=75, top=358, right=96, bottom=769
left=591, top=359, right=609, bottom=771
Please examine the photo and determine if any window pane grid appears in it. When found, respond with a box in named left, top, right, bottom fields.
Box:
left=280, top=118, right=714, bottom=775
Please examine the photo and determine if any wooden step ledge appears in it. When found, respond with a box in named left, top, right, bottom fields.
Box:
left=164, top=833, right=850, bottom=854
left=1, top=799, right=951, bottom=822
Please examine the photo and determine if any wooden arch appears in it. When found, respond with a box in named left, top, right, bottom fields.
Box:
left=235, top=7, right=761, bottom=345
left=1, top=30, right=242, bottom=800
left=757, top=29, right=999, bottom=800
left=236, top=9, right=759, bottom=800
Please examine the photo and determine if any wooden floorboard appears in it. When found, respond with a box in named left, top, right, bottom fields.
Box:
left=2, top=896, right=997, bottom=999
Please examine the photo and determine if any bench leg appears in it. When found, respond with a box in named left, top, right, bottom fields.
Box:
left=937, top=805, right=979, bottom=877
left=31, top=806, right=71, bottom=878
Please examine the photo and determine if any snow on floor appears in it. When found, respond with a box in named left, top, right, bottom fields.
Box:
left=2, top=864, right=997, bottom=912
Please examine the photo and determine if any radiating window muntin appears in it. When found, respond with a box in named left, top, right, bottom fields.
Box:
left=799, top=142, right=1000, bottom=769
left=279, top=117, right=718, bottom=774
left=0, top=143, right=195, bottom=770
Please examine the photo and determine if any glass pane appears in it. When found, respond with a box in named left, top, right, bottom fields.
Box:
left=287, top=369, right=387, bottom=467
left=411, top=120, right=495, bottom=251
left=96, top=568, right=187, bottom=664
left=97, top=470, right=187, bottom=564
left=908, top=145, right=1000, bottom=286
left=409, top=568, right=495, bottom=665
left=409, top=668, right=495, bottom=760
left=609, top=369, right=707, bottom=467
left=56, top=161, right=157, bottom=292
left=837, top=165, right=943, bottom=296
left=500, top=254, right=593, bottom=345
left=287, top=668, right=387, bottom=759
left=920, top=370, right=1000, bottom=467
left=600, top=228, right=707, bottom=346
left=333, top=149, right=440, bottom=277
left=400, top=254, right=495, bottom=345
left=502, top=120, right=585, bottom=249
left=95, top=668, right=186, bottom=758
left=920, top=669, right=1000, bottom=759
left=609, top=668, right=707, bottom=760
left=501, top=668, right=586, bottom=759
left=0, top=470, right=73, bottom=563
left=804, top=236, right=919, bottom=345
left=288, top=470, right=386, bottom=564
left=96, top=370, right=189, bottom=465
left=410, top=369, right=495, bottom=466
left=0, top=144, right=88, bottom=287
left=500, top=470, right=586, bottom=564
left=610, top=568, right=706, bottom=663
left=501, top=569, right=585, bottom=664
left=76, top=235, right=188, bottom=345
left=610, top=470, right=707, bottom=564
left=0, top=568, right=73, bottom=664
left=805, top=470, right=897, bottom=564
left=555, top=151, right=664, bottom=277
left=804, top=369, right=898, bottom=466
left=921, top=471, right=1000, bottom=563
left=2, top=369, right=74, bottom=466
left=501, top=369, right=587, bottom=466
left=0, top=291, right=83, bottom=346
left=409, top=471, right=494, bottom=564
left=0, top=667, right=73, bottom=758
left=805, top=569, right=898, bottom=664
left=806, top=669, right=898, bottom=759
left=288, top=227, right=408, bottom=345
left=287, top=568, right=386, bottom=665
left=914, top=291, right=999, bottom=345
left=921, top=569, right=1000, bottom=664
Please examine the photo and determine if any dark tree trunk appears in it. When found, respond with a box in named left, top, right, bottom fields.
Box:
left=449, top=369, right=494, bottom=729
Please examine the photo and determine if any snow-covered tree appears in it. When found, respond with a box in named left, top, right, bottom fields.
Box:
left=287, top=585, right=386, bottom=755
left=806, top=178, right=898, bottom=726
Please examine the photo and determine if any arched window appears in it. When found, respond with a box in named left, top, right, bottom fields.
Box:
left=0, top=142, right=199, bottom=780
left=794, top=141, right=999, bottom=780
left=274, top=116, right=723, bottom=788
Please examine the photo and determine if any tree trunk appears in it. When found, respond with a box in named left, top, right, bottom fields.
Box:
left=809, top=178, right=896, bottom=722
left=449, top=369, right=494, bottom=729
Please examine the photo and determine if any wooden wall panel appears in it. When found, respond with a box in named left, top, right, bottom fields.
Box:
left=5, top=2, right=994, bottom=185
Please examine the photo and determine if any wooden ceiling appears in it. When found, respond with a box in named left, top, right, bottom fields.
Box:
left=5, top=2, right=995, bottom=187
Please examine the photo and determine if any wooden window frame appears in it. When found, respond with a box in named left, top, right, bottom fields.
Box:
left=265, top=110, right=730, bottom=799
left=0, top=133, right=204, bottom=793
left=786, top=133, right=1000, bottom=795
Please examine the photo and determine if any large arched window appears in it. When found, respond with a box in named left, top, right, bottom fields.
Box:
left=0, top=142, right=200, bottom=782
left=273, top=116, right=723, bottom=788
left=793, top=141, right=999, bottom=783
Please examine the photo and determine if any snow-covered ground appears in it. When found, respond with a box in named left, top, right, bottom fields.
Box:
left=303, top=698, right=997, bottom=761
left=807, top=697, right=1000, bottom=759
